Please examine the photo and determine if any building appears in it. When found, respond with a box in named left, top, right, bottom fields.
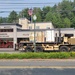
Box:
left=0, top=18, right=54, bottom=50
left=0, top=23, right=22, bottom=50
left=19, top=18, right=54, bottom=29
left=0, top=18, right=75, bottom=50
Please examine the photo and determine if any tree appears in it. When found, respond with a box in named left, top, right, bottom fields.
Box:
left=33, top=7, right=42, bottom=22
left=19, top=8, right=30, bottom=20
left=0, top=17, right=3, bottom=23
left=71, top=17, right=75, bottom=28
left=7, top=10, right=18, bottom=23
left=42, top=6, right=51, bottom=21
left=44, top=11, right=53, bottom=22
left=52, top=13, right=63, bottom=28
left=63, top=17, right=71, bottom=28
left=58, top=0, right=72, bottom=18
left=45, top=11, right=63, bottom=28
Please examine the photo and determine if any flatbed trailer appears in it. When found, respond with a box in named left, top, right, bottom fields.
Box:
left=16, top=40, right=75, bottom=52
left=16, top=29, right=75, bottom=52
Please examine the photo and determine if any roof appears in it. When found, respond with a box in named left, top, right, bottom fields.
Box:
left=56, top=28, right=75, bottom=31
left=0, top=23, right=22, bottom=27
left=17, top=28, right=75, bottom=32
left=28, top=22, right=53, bottom=24
left=17, top=28, right=55, bottom=32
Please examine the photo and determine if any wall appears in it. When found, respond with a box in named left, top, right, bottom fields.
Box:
left=28, top=22, right=54, bottom=29
left=19, top=18, right=29, bottom=29
left=19, top=18, right=54, bottom=29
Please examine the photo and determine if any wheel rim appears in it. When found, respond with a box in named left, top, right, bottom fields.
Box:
left=62, top=48, right=67, bottom=52
left=72, top=48, right=75, bottom=51
left=25, top=47, right=33, bottom=52
left=36, top=47, right=43, bottom=52
left=60, top=46, right=68, bottom=52
left=26, top=48, right=30, bottom=52
left=70, top=46, right=75, bottom=52
left=36, top=48, right=40, bottom=52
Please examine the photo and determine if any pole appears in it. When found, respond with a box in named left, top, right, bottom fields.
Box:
left=34, top=21, right=36, bottom=52
left=29, top=15, right=32, bottom=23
left=33, top=15, right=37, bottom=52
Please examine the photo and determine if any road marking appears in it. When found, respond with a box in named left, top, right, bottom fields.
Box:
left=0, top=66, right=75, bottom=69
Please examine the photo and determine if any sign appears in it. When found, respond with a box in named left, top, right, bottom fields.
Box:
left=0, top=33, right=14, bottom=38
left=17, top=32, right=29, bottom=38
left=4, top=26, right=12, bottom=28
left=0, top=26, right=12, bottom=29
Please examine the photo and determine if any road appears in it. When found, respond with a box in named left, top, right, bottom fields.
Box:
left=0, top=68, right=75, bottom=75
left=0, top=59, right=75, bottom=75
left=0, top=59, right=75, bottom=68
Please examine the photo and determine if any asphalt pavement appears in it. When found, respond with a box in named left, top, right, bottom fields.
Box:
left=0, top=59, right=75, bottom=75
left=0, top=59, right=75, bottom=68
left=0, top=68, right=75, bottom=75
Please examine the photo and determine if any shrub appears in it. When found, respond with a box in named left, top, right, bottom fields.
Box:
left=70, top=52, right=75, bottom=58
left=0, top=52, right=75, bottom=59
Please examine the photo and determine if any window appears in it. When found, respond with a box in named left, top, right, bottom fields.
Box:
left=46, top=27, right=50, bottom=29
left=0, top=29, right=13, bottom=32
left=36, top=26, right=39, bottom=29
left=29, top=26, right=32, bottom=29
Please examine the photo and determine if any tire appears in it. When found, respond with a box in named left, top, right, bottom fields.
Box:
left=25, top=46, right=33, bottom=52
left=36, top=46, right=43, bottom=52
left=59, top=46, right=69, bottom=52
left=70, top=46, right=75, bottom=52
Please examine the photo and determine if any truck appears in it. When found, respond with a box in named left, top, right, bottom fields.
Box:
left=16, top=28, right=75, bottom=52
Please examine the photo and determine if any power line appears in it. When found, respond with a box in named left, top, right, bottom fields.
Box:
left=0, top=7, right=23, bottom=9
left=0, top=5, right=47, bottom=9
left=0, top=10, right=75, bottom=13
left=0, top=2, right=57, bottom=4
left=0, top=11, right=20, bottom=13
left=0, top=5, right=53, bottom=9
left=0, top=6, right=43, bottom=10
left=0, top=4, right=51, bottom=6
left=0, top=2, right=57, bottom=9
left=0, top=2, right=57, bottom=6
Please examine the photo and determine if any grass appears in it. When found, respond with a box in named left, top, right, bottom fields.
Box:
left=0, top=52, right=75, bottom=59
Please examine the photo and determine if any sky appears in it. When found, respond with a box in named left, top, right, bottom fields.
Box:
left=0, top=0, right=74, bottom=17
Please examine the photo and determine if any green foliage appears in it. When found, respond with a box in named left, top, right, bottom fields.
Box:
left=63, top=17, right=71, bottom=28
left=0, top=52, right=75, bottom=59
left=71, top=17, right=75, bottom=28
left=0, top=17, right=3, bottom=23
left=33, top=7, right=42, bottom=22
left=7, top=10, right=18, bottom=23
left=70, top=52, right=75, bottom=58
left=41, top=6, right=51, bottom=21
left=19, top=8, right=30, bottom=20
left=45, top=11, right=53, bottom=21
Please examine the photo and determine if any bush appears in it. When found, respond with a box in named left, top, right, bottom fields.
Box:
left=0, top=52, right=75, bottom=59
left=70, top=52, right=75, bottom=58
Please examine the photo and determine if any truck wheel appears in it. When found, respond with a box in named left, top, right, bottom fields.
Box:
left=36, top=46, right=43, bottom=52
left=59, top=46, right=69, bottom=52
left=25, top=46, right=33, bottom=52
left=70, top=46, right=75, bottom=52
